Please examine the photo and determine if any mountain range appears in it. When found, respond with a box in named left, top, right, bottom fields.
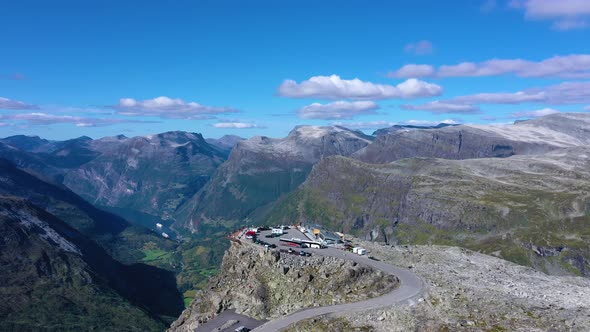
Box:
left=3, top=112, right=590, bottom=330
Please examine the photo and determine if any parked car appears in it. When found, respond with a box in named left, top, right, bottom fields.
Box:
left=235, top=327, right=250, bottom=332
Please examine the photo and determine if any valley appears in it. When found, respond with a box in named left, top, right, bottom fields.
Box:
left=2, top=112, right=590, bottom=331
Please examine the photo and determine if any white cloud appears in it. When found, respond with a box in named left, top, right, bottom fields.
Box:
left=522, top=0, right=590, bottom=18
left=513, top=0, right=590, bottom=30
left=389, top=54, right=590, bottom=79
left=114, top=96, right=238, bottom=118
left=0, top=112, right=153, bottom=127
left=510, top=108, right=561, bottom=118
left=296, top=101, right=379, bottom=120
left=277, top=75, right=442, bottom=100
left=451, top=91, right=547, bottom=104
left=419, top=81, right=590, bottom=109
left=401, top=101, right=480, bottom=114
left=0, top=97, right=39, bottom=110
left=404, top=40, right=434, bottom=55
left=388, top=64, right=436, bottom=78
left=212, top=122, right=263, bottom=129
left=531, top=81, right=590, bottom=104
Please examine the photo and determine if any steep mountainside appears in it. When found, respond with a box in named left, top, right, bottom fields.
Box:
left=177, top=126, right=373, bottom=232
left=0, top=159, right=175, bottom=265
left=355, top=113, right=590, bottom=164
left=0, top=158, right=230, bottom=314
left=62, top=131, right=226, bottom=221
left=170, top=240, right=397, bottom=331
left=0, top=196, right=183, bottom=331
left=267, top=147, right=590, bottom=276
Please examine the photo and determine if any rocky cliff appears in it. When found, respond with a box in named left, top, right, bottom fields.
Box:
left=0, top=196, right=183, bottom=331
left=62, top=131, right=226, bottom=221
left=178, top=126, right=373, bottom=232
left=267, top=146, right=590, bottom=277
left=169, top=240, right=397, bottom=331
left=354, top=113, right=590, bottom=164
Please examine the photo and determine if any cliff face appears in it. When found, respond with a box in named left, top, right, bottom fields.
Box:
left=178, top=126, right=373, bottom=232
left=354, top=113, right=590, bottom=164
left=63, top=131, right=226, bottom=221
left=169, top=241, right=397, bottom=331
left=267, top=147, right=590, bottom=277
left=0, top=196, right=182, bottom=331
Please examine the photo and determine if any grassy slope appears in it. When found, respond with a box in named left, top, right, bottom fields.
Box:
left=0, top=198, right=167, bottom=331
left=266, top=151, right=590, bottom=277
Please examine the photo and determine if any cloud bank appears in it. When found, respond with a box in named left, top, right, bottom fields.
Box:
left=115, top=96, right=238, bottom=118
left=278, top=75, right=442, bottom=100
left=512, top=0, right=590, bottom=31
left=0, top=112, right=154, bottom=127
left=401, top=81, right=590, bottom=115
left=211, top=121, right=263, bottom=129
left=297, top=101, right=379, bottom=120
left=389, top=54, right=590, bottom=79
left=0, top=97, right=40, bottom=110
left=400, top=101, right=480, bottom=114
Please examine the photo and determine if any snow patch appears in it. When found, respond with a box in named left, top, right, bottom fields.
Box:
left=466, top=123, right=585, bottom=147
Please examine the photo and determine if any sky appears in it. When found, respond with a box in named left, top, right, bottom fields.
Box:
left=1, top=0, right=590, bottom=140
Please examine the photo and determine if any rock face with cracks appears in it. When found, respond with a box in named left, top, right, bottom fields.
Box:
left=169, top=241, right=398, bottom=331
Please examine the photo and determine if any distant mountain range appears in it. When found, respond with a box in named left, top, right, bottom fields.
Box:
left=176, top=125, right=374, bottom=232
left=0, top=131, right=229, bottom=228
left=3, top=114, right=590, bottom=329
left=265, top=113, right=590, bottom=277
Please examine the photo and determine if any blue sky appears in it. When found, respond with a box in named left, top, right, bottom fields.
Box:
left=1, top=0, right=590, bottom=139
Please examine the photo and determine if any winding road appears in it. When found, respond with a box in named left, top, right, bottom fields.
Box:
left=249, top=229, right=426, bottom=332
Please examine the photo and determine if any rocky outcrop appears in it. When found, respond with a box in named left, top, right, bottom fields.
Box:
left=169, top=241, right=397, bottom=331
left=178, top=126, right=373, bottom=232
left=267, top=146, right=590, bottom=276
left=287, top=244, right=590, bottom=332
left=372, top=122, right=458, bottom=136
left=355, top=113, right=590, bottom=164
left=0, top=131, right=227, bottom=225
left=63, top=131, right=226, bottom=221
